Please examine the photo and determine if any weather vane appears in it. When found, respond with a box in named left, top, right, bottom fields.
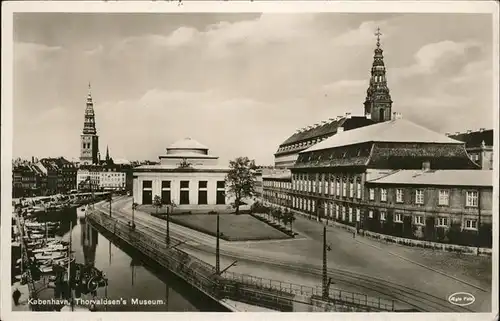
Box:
left=375, top=27, right=382, bottom=47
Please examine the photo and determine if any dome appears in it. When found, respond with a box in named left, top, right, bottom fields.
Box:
left=167, top=137, right=208, bottom=150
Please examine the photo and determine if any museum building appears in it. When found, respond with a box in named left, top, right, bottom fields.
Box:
left=132, top=138, right=231, bottom=210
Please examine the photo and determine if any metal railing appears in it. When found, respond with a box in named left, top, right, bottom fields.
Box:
left=87, top=210, right=396, bottom=312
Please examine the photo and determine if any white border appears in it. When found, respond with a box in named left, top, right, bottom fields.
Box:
left=1, top=2, right=498, bottom=321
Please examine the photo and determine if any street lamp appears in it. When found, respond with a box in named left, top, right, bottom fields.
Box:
left=322, top=225, right=332, bottom=300
left=216, top=213, right=220, bottom=275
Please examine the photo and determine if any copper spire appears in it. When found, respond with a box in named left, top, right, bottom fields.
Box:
left=363, top=27, right=393, bottom=122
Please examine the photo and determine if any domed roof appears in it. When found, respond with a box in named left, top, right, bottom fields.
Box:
left=167, top=137, right=208, bottom=150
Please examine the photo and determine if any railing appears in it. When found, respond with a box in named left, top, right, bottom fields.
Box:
left=87, top=210, right=396, bottom=312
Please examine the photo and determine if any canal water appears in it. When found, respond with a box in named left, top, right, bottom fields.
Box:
left=18, top=206, right=225, bottom=312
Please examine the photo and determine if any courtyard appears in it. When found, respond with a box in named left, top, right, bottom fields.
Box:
left=162, top=214, right=292, bottom=241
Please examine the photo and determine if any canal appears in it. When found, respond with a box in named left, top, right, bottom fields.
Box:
left=20, top=206, right=226, bottom=312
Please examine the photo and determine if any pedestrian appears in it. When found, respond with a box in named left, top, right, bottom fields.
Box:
left=13, top=288, right=21, bottom=306
left=352, top=230, right=356, bottom=239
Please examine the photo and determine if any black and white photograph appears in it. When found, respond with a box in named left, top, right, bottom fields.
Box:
left=1, top=1, right=498, bottom=320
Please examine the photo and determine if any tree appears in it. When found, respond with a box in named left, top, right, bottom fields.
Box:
left=226, top=156, right=257, bottom=214
left=153, top=195, right=163, bottom=215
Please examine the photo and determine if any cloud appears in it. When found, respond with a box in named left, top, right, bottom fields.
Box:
left=332, top=20, right=391, bottom=47
left=14, top=42, right=62, bottom=67
left=393, top=40, right=481, bottom=79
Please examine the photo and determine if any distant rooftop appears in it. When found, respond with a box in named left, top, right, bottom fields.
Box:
left=277, top=114, right=375, bottom=152
left=302, top=118, right=464, bottom=153
left=367, top=169, right=493, bottom=187
left=448, top=129, right=493, bottom=148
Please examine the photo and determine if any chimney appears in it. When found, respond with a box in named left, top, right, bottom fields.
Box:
left=337, top=127, right=344, bottom=133
left=345, top=112, right=352, bottom=119
left=31, top=156, right=34, bottom=163
left=365, top=113, right=372, bottom=120
left=466, top=130, right=472, bottom=134
left=422, top=161, right=431, bottom=171
left=480, top=128, right=485, bottom=132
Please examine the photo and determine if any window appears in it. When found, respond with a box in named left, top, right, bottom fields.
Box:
left=414, top=216, right=423, bottom=225
left=415, top=189, right=424, bottom=204
left=396, top=189, right=403, bottom=203
left=342, top=181, right=347, bottom=197
left=180, top=180, right=190, bottom=205
left=380, top=211, right=386, bottom=221
left=142, top=180, right=152, bottom=205
left=466, top=191, right=478, bottom=207
left=394, top=213, right=403, bottom=223
left=336, top=180, right=340, bottom=196
left=335, top=205, right=340, bottom=219
left=198, top=181, right=208, bottom=205
left=465, top=219, right=478, bottom=230
left=436, top=217, right=448, bottom=227
left=341, top=206, right=346, bottom=221
left=161, top=180, right=171, bottom=204
left=356, top=182, right=362, bottom=199
left=436, top=189, right=449, bottom=206
left=349, top=182, right=354, bottom=198
left=356, top=208, right=361, bottom=222
left=381, top=188, right=387, bottom=202
left=368, top=210, right=373, bottom=219
left=348, top=207, right=353, bottom=222
left=369, top=188, right=375, bottom=201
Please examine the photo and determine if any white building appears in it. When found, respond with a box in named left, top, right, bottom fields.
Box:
left=77, top=166, right=126, bottom=191
left=133, top=138, right=232, bottom=211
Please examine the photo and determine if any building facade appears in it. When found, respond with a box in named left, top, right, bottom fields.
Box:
left=133, top=138, right=231, bottom=211
left=80, top=83, right=100, bottom=165
left=448, top=129, right=494, bottom=170
left=363, top=170, right=493, bottom=247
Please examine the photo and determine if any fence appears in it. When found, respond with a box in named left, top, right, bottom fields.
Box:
left=87, top=210, right=397, bottom=312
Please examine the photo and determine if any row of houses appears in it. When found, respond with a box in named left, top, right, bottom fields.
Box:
left=12, top=157, right=136, bottom=198
left=12, top=157, right=77, bottom=197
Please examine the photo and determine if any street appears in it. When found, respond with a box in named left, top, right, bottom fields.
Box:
left=98, top=196, right=491, bottom=312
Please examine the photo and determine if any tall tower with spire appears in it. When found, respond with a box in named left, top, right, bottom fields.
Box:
left=80, top=83, right=100, bottom=165
left=364, top=28, right=393, bottom=122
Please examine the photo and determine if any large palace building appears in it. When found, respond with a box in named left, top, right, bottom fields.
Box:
left=263, top=30, right=493, bottom=248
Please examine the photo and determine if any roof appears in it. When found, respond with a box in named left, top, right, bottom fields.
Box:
left=367, top=169, right=493, bottom=187
left=448, top=129, right=493, bottom=148
left=159, top=152, right=218, bottom=159
left=303, top=118, right=464, bottom=153
left=134, top=164, right=230, bottom=173
left=167, top=137, right=209, bottom=150
left=262, top=169, right=292, bottom=180
left=276, top=116, right=375, bottom=153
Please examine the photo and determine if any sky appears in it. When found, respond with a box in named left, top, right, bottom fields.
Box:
left=12, top=12, right=494, bottom=165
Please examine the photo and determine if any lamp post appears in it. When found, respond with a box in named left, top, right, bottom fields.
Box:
left=322, top=225, right=332, bottom=300
left=216, top=213, right=220, bottom=275
left=166, top=204, right=170, bottom=247
left=108, top=192, right=112, bottom=218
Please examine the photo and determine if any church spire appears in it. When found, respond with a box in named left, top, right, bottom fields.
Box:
left=106, top=145, right=110, bottom=161
left=83, top=82, right=97, bottom=135
left=363, top=27, right=393, bottom=122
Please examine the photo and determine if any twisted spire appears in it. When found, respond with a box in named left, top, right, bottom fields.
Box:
left=363, top=27, right=393, bottom=122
